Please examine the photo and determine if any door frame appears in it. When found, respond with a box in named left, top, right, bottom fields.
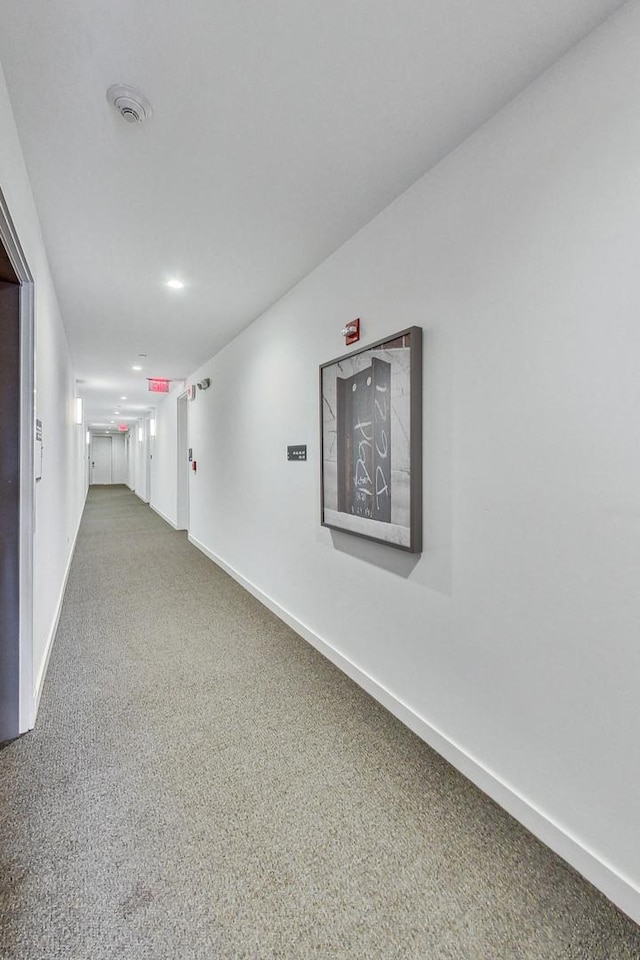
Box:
left=0, top=188, right=35, bottom=734
left=176, top=392, right=189, bottom=530
left=91, top=433, right=113, bottom=484
left=145, top=416, right=152, bottom=503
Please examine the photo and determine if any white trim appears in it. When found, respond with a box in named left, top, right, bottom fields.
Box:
left=188, top=531, right=640, bottom=926
left=135, top=490, right=149, bottom=504
left=0, top=188, right=36, bottom=735
left=150, top=502, right=178, bottom=529
left=33, top=506, right=83, bottom=714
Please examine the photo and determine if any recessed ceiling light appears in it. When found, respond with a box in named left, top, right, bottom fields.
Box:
left=132, top=365, right=142, bottom=371
left=110, top=420, right=115, bottom=424
left=120, top=396, right=127, bottom=400
left=166, top=279, right=184, bottom=289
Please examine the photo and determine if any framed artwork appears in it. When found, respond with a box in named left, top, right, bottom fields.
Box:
left=320, top=326, right=422, bottom=553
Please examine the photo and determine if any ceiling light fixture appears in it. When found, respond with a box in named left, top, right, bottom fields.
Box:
left=166, top=279, right=184, bottom=289
left=132, top=365, right=142, bottom=371
left=120, top=396, right=127, bottom=400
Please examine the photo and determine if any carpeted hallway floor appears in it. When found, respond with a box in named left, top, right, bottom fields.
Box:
left=1, top=485, right=640, bottom=959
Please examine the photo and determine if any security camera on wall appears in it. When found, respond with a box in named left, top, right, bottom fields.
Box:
left=197, top=378, right=211, bottom=390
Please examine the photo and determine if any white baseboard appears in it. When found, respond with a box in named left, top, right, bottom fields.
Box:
left=187, top=532, right=640, bottom=926
left=135, top=490, right=149, bottom=504
left=33, top=509, right=84, bottom=717
left=150, top=502, right=178, bottom=529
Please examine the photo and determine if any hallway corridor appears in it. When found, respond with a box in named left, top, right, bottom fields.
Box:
left=1, top=486, right=640, bottom=959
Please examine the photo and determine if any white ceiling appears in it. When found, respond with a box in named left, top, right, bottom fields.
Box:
left=0, top=0, right=625, bottom=424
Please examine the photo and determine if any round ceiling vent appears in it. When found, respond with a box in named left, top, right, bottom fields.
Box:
left=107, top=84, right=153, bottom=124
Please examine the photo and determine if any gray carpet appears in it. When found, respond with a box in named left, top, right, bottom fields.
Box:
left=1, top=486, right=640, bottom=959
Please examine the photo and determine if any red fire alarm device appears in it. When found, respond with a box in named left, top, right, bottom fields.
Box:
left=341, top=318, right=360, bottom=346
left=192, top=460, right=197, bottom=472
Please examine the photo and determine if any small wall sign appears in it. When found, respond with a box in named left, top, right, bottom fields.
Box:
left=35, top=418, right=43, bottom=481
left=287, top=445, right=307, bottom=461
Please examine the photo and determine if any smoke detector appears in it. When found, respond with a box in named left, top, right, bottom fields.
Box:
left=107, top=84, right=153, bottom=124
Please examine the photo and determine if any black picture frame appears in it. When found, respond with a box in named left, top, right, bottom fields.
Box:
left=320, top=326, right=422, bottom=553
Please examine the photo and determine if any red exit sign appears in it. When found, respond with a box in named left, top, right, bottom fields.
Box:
left=118, top=424, right=128, bottom=432
left=148, top=379, right=170, bottom=393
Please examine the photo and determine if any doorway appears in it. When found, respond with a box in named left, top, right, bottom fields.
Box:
left=145, top=417, right=152, bottom=504
left=0, top=274, right=21, bottom=742
left=176, top=393, right=189, bottom=531
left=125, top=433, right=131, bottom=488
left=91, top=435, right=113, bottom=484
left=0, top=189, right=35, bottom=740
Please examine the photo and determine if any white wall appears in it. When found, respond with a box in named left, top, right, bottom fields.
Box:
left=0, top=61, right=86, bottom=723
left=153, top=4, right=640, bottom=921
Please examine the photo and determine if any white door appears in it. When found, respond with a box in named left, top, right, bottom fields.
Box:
left=91, top=436, right=112, bottom=484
